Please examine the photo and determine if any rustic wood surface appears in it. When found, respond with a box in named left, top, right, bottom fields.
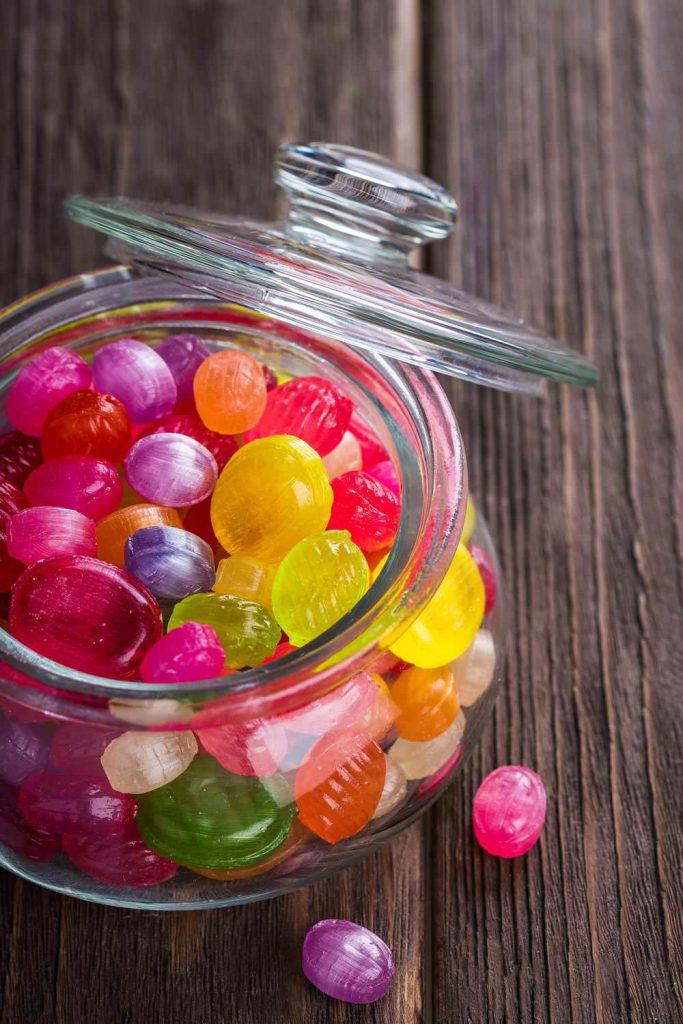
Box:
left=0, top=1, right=681, bottom=1021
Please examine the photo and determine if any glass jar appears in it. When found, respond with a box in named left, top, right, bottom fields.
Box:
left=0, top=143, right=595, bottom=909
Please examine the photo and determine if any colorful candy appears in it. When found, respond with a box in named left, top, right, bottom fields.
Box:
left=139, top=622, right=225, bottom=684
left=42, top=390, right=132, bottom=463
left=245, top=376, right=353, bottom=455
left=349, top=409, right=388, bottom=468
left=388, top=711, right=465, bottom=781
left=144, top=413, right=237, bottom=470
left=19, top=772, right=137, bottom=836
left=328, top=472, right=401, bottom=551
left=472, top=766, right=546, bottom=858
left=125, top=434, right=218, bottom=507
left=92, top=338, right=177, bottom=423
left=63, top=824, right=178, bottom=887
left=124, top=526, right=215, bottom=601
left=167, top=592, right=280, bottom=668
left=96, top=504, right=184, bottom=568
left=100, top=730, right=198, bottom=794
left=6, top=348, right=92, bottom=436
left=302, top=920, right=395, bottom=1004
left=24, top=455, right=123, bottom=519
left=0, top=476, right=28, bottom=590
left=213, top=555, right=277, bottom=610
left=367, top=459, right=400, bottom=497
left=155, top=333, right=211, bottom=400
left=453, top=629, right=496, bottom=706
left=0, top=800, right=61, bottom=862
left=0, top=431, right=42, bottom=485
left=193, top=349, right=267, bottom=434
left=271, top=531, right=369, bottom=647
left=7, top=506, right=97, bottom=564
left=390, top=664, right=459, bottom=741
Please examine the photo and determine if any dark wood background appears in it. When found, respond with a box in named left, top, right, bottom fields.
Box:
left=1, top=1, right=681, bottom=1021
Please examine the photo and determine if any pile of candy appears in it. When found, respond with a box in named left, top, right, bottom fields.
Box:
left=0, top=332, right=499, bottom=890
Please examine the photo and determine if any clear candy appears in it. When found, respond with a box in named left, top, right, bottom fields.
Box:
left=328, top=471, right=401, bottom=551
left=167, top=592, right=280, bottom=668
left=453, top=629, right=496, bottom=706
left=213, top=555, right=277, bottom=610
left=322, top=430, right=362, bottom=480
left=372, top=757, right=408, bottom=819
left=245, top=375, right=353, bottom=456
left=19, top=772, right=137, bottom=836
left=193, top=349, right=267, bottom=434
left=390, top=663, right=459, bottom=741
left=388, top=711, right=466, bottom=780
left=100, top=730, right=199, bottom=794
left=63, top=824, right=178, bottom=887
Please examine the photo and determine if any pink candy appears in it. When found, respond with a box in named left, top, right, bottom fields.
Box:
left=63, top=825, right=178, bottom=887
left=6, top=348, right=92, bottom=436
left=198, top=718, right=288, bottom=777
left=7, top=506, right=97, bottom=564
left=92, top=338, right=177, bottom=423
left=473, top=766, right=546, bottom=858
left=19, top=772, right=137, bottom=836
left=24, top=455, right=122, bottom=519
left=140, top=622, right=225, bottom=684
left=367, top=459, right=400, bottom=497
left=245, top=375, right=354, bottom=455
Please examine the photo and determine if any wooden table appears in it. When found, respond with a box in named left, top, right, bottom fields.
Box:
left=1, top=2, right=681, bottom=1021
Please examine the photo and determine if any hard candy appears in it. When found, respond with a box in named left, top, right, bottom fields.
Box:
left=63, top=824, right=178, bottom=887
left=167, top=592, right=280, bottom=668
left=139, top=622, right=225, bottom=684
left=155, top=332, right=211, bottom=400
left=366, top=459, right=400, bottom=497
left=100, top=730, right=198, bottom=794
left=472, top=766, right=546, bottom=858
left=213, top=555, right=277, bottom=611
left=42, top=390, right=132, bottom=463
left=469, top=544, right=497, bottom=614
left=322, top=430, right=362, bottom=480
left=388, top=711, right=465, bottom=781
left=0, top=431, right=42, bottom=486
left=191, top=818, right=309, bottom=880
left=50, top=724, right=122, bottom=775
left=144, top=413, right=237, bottom=470
left=0, top=717, right=50, bottom=786
left=193, top=349, right=267, bottom=434
left=5, top=348, right=92, bottom=436
left=302, top=920, right=395, bottom=1004
left=7, top=506, right=97, bottom=564
left=244, top=376, right=353, bottom=456
left=349, top=410, right=388, bottom=468
left=198, top=718, right=288, bottom=777
left=19, top=772, right=137, bottom=836
left=453, top=629, right=496, bottom=707
left=124, top=525, right=216, bottom=602
left=0, top=476, right=27, bottom=590
left=371, top=757, right=408, bottom=820
left=390, top=664, right=459, bottom=741
left=92, top=338, right=177, bottom=423
left=328, top=472, right=401, bottom=552
left=125, top=433, right=218, bottom=507
left=24, top=455, right=122, bottom=519
left=96, top=504, right=184, bottom=568
left=0, top=799, right=61, bottom=862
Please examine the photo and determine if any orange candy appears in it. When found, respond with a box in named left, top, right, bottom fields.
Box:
left=390, top=664, right=460, bottom=741
left=295, top=729, right=386, bottom=844
left=96, top=504, right=184, bottom=567
left=191, top=819, right=310, bottom=880
left=193, top=350, right=267, bottom=434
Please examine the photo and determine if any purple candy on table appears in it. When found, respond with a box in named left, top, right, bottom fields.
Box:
left=155, top=333, right=212, bottom=401
left=24, top=455, right=122, bottom=519
left=19, top=772, right=137, bottom=836
left=7, top=506, right=97, bottom=564
left=124, top=433, right=218, bottom=507
left=92, top=338, right=177, bottom=423
left=124, top=525, right=216, bottom=602
left=140, top=621, right=225, bottom=683
left=5, top=348, right=92, bottom=437
left=49, top=724, right=122, bottom=776
left=0, top=717, right=50, bottom=786
left=302, top=919, right=395, bottom=1004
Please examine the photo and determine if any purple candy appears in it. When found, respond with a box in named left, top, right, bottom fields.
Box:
left=302, top=919, right=395, bottom=1004
left=124, top=525, right=216, bottom=602
left=140, top=621, right=225, bottom=683
left=92, top=339, right=177, bottom=423
left=0, top=717, right=51, bottom=787
left=124, top=433, right=218, bottom=507
left=155, top=334, right=212, bottom=401
left=5, top=348, right=92, bottom=437
left=19, top=772, right=137, bottom=836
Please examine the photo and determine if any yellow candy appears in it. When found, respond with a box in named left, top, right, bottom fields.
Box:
left=461, top=495, right=476, bottom=545
left=210, top=435, right=333, bottom=562
left=271, top=530, right=370, bottom=647
left=390, top=544, right=485, bottom=668
left=213, top=555, right=277, bottom=610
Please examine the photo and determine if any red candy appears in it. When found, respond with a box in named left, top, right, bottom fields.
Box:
left=245, top=376, right=353, bottom=456
left=0, top=432, right=42, bottom=486
left=42, top=390, right=132, bottom=463
left=144, top=413, right=238, bottom=471
left=49, top=724, right=122, bottom=776
left=63, top=824, right=178, bottom=887
left=24, top=455, right=123, bottom=519
left=349, top=409, right=389, bottom=468
left=0, top=475, right=28, bottom=590
left=328, top=472, right=401, bottom=552
left=198, top=718, right=288, bottom=777
left=19, top=772, right=137, bottom=836
left=10, top=556, right=162, bottom=679
left=469, top=545, right=497, bottom=614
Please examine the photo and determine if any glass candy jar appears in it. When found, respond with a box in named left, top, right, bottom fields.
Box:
left=0, top=143, right=596, bottom=908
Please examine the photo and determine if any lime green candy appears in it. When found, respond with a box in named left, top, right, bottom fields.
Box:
left=136, top=755, right=296, bottom=870
left=168, top=592, right=280, bottom=668
left=271, top=530, right=370, bottom=647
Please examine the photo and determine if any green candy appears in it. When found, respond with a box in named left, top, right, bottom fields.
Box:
left=167, top=592, right=280, bottom=668
left=136, top=755, right=296, bottom=870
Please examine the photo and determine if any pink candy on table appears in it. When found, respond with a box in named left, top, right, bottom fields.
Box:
left=198, top=718, right=288, bottom=777
left=367, top=459, right=400, bottom=498
left=7, top=506, right=97, bottom=564
left=24, top=455, right=122, bottom=519
left=140, top=622, right=225, bottom=684
left=19, top=772, right=137, bottom=836
left=124, top=433, right=218, bottom=507
left=328, top=471, right=401, bottom=552
left=155, top=333, right=211, bottom=401
left=473, top=765, right=546, bottom=858
left=469, top=544, right=497, bottom=615
left=92, top=338, right=177, bottom=423
left=245, top=375, right=354, bottom=456
left=5, top=348, right=92, bottom=436
left=63, top=824, right=178, bottom=887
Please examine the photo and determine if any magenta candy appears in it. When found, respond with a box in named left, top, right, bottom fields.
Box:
left=7, top=506, right=97, bottom=564
left=328, top=472, right=401, bottom=552
left=0, top=798, right=61, bottom=862
left=244, top=375, right=354, bottom=455
left=302, top=919, right=395, bottom=1004
left=19, top=772, right=137, bottom=836
left=140, top=622, right=225, bottom=684
left=198, top=718, right=288, bottom=777
left=92, top=338, right=177, bottom=423
left=10, top=555, right=162, bottom=679
left=124, top=433, right=218, bottom=507
left=24, top=455, right=122, bottom=519
left=0, top=717, right=50, bottom=786
left=469, top=545, right=497, bottom=615
left=0, top=432, right=43, bottom=486
left=5, top=348, right=92, bottom=436
left=144, top=414, right=237, bottom=470
left=473, top=765, right=546, bottom=858
left=50, top=724, right=122, bottom=775
left=155, top=333, right=211, bottom=401
left=367, top=459, right=400, bottom=497
left=63, top=824, right=178, bottom=887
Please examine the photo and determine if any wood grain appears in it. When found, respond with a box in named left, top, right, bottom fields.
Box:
left=0, top=1, right=681, bottom=1022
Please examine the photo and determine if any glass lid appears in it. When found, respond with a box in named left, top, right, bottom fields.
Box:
left=64, top=141, right=598, bottom=395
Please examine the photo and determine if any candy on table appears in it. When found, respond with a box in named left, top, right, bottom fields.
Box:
left=473, top=766, right=546, bottom=858
left=302, top=919, right=395, bottom=1005
left=63, top=824, right=178, bottom=887
left=139, top=622, right=225, bottom=684
left=295, top=729, right=386, bottom=844
left=328, top=472, right=401, bottom=552
left=5, top=348, right=92, bottom=436
left=469, top=544, right=497, bottom=614
left=277, top=670, right=385, bottom=736
left=192, top=818, right=310, bottom=881
left=10, top=555, right=162, bottom=679
left=461, top=495, right=476, bottom=545
left=388, top=710, right=466, bottom=780
left=348, top=409, right=389, bottom=468
left=0, top=716, right=50, bottom=786
left=271, top=530, right=369, bottom=647
left=453, top=629, right=496, bottom=707
left=244, top=376, right=354, bottom=456
left=168, top=592, right=280, bottom=668
left=0, top=799, right=61, bottom=862
left=124, top=433, right=218, bottom=507
left=366, top=459, right=400, bottom=498
left=19, top=772, right=137, bottom=836
left=92, top=338, right=177, bottom=423
left=96, top=504, right=184, bottom=568
left=7, top=506, right=97, bottom=564
left=124, top=525, right=216, bottom=602
left=50, top=724, right=122, bottom=775
left=213, top=555, right=277, bottom=611
left=154, top=332, right=212, bottom=400
left=198, top=718, right=288, bottom=777
left=182, top=497, right=219, bottom=551
left=0, top=475, right=29, bottom=590
left=24, top=454, right=122, bottom=519
left=389, top=543, right=485, bottom=668
left=0, top=431, right=42, bottom=486
left=108, top=697, right=193, bottom=728
left=100, top=730, right=198, bottom=794
left=136, top=754, right=296, bottom=870
left=390, top=664, right=460, bottom=741
left=322, top=430, right=363, bottom=480
left=372, top=757, right=408, bottom=819
left=210, top=435, right=333, bottom=562
left=41, top=390, right=132, bottom=463
left=193, top=349, right=267, bottom=434
left=144, top=413, right=238, bottom=471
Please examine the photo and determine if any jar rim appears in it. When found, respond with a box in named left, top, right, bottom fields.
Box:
left=0, top=266, right=466, bottom=719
